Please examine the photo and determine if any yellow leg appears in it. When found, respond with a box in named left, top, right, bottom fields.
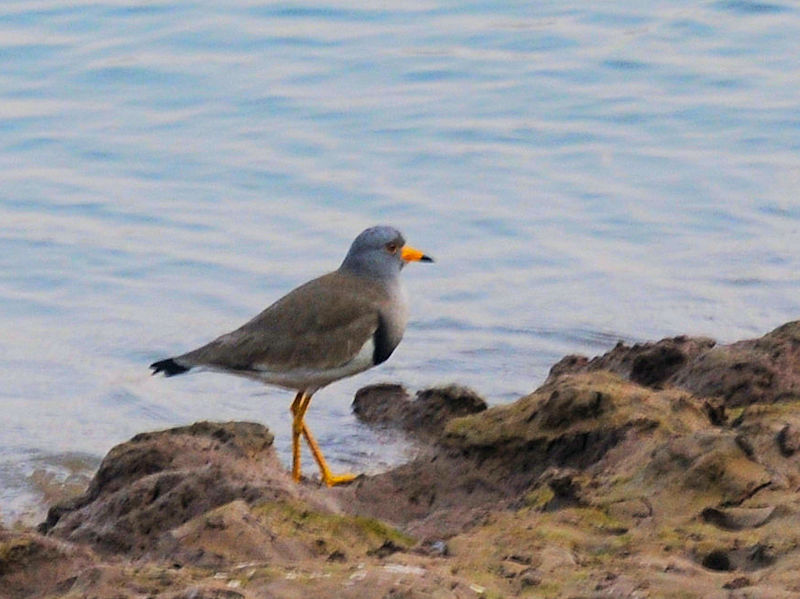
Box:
left=290, top=391, right=305, bottom=482
left=289, top=391, right=357, bottom=487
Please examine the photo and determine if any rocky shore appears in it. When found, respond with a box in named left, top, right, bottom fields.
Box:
left=4, top=321, right=800, bottom=598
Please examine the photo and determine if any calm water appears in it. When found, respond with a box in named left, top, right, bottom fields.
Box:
left=2, top=0, right=799, bottom=524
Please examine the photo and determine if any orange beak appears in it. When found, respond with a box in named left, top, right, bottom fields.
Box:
left=401, top=245, right=434, bottom=263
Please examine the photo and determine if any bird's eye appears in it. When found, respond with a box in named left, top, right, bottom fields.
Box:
left=386, top=243, right=398, bottom=254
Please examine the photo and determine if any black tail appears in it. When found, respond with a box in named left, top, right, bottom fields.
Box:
left=150, top=358, right=191, bottom=376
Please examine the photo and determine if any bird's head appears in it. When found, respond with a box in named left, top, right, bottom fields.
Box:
left=340, top=225, right=433, bottom=278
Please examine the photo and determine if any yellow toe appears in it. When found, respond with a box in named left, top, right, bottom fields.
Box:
left=322, top=472, right=358, bottom=487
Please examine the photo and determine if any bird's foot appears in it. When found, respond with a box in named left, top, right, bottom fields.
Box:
left=321, top=471, right=358, bottom=487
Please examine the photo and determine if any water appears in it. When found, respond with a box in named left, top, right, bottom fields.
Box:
left=2, top=0, right=799, bottom=525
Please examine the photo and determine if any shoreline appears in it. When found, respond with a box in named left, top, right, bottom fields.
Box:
left=4, top=320, right=800, bottom=597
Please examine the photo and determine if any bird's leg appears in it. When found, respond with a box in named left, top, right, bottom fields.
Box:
left=292, top=393, right=357, bottom=487
left=289, top=391, right=306, bottom=482
left=301, top=421, right=358, bottom=487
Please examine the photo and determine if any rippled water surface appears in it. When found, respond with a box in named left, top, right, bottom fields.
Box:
left=2, top=0, right=799, bottom=523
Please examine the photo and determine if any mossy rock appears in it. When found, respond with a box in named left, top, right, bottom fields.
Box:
left=160, top=498, right=414, bottom=569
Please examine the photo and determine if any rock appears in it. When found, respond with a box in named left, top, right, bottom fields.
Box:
left=9, top=422, right=430, bottom=598
left=440, top=372, right=698, bottom=482
left=723, top=576, right=752, bottom=590
left=672, top=322, right=800, bottom=406
left=342, top=452, right=507, bottom=540
left=352, top=383, right=487, bottom=440
left=548, top=336, right=716, bottom=387
left=352, top=384, right=413, bottom=425
left=777, top=423, right=800, bottom=456
left=157, top=497, right=412, bottom=569
left=170, top=590, right=245, bottom=599
left=40, top=422, right=296, bottom=556
left=550, top=321, right=800, bottom=407
left=547, top=353, right=589, bottom=378
left=0, top=530, right=96, bottom=598
left=647, top=433, right=772, bottom=506
left=9, top=322, right=800, bottom=598
left=630, top=342, right=690, bottom=386
left=345, top=371, right=709, bottom=540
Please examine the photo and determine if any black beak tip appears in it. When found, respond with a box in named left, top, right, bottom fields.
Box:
left=421, top=255, right=434, bottom=263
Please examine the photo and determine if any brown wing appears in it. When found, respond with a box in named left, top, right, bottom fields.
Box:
left=178, top=271, right=388, bottom=372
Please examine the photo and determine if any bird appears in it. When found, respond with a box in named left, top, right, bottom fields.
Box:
left=150, top=225, right=433, bottom=486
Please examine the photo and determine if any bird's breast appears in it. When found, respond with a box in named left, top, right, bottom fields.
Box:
left=372, top=282, right=408, bottom=365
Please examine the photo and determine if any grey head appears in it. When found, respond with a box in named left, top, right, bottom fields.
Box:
left=339, top=225, right=433, bottom=279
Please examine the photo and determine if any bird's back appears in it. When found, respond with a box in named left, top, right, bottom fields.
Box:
left=174, top=270, right=394, bottom=375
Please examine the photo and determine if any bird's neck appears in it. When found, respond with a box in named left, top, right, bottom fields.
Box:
left=338, top=259, right=399, bottom=281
